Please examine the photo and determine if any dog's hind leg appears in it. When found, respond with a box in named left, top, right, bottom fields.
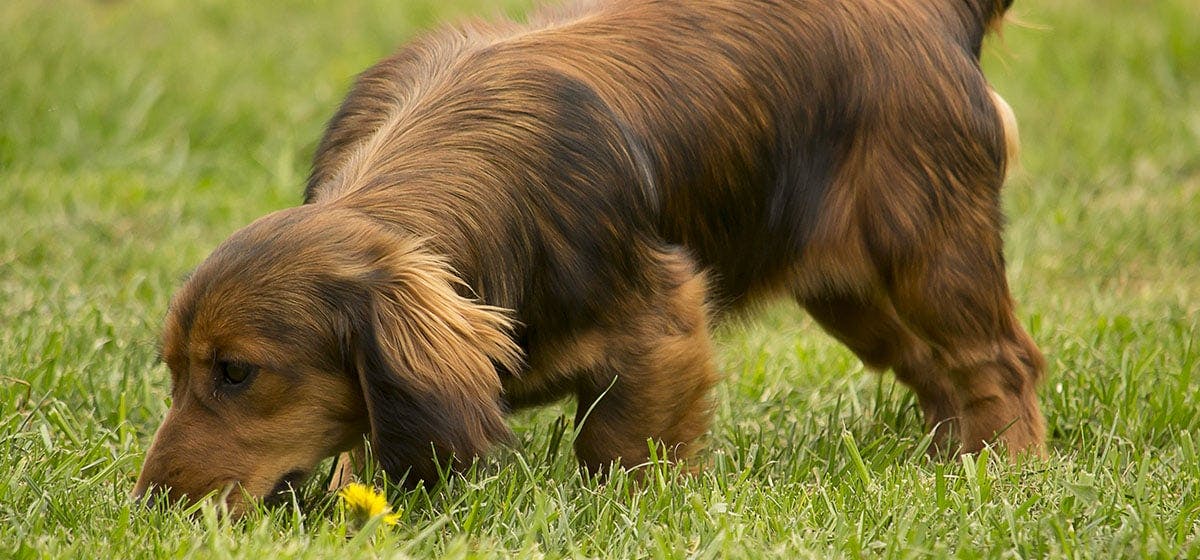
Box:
left=570, top=248, right=719, bottom=474
left=836, top=77, right=1045, bottom=457
left=877, top=224, right=1047, bottom=458
left=801, top=293, right=960, bottom=453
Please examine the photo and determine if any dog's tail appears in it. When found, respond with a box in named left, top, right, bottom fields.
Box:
left=967, top=0, right=1014, bottom=37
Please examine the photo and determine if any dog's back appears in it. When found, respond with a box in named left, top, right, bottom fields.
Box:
left=306, top=0, right=1014, bottom=309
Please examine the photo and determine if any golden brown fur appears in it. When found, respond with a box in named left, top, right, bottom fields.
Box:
left=135, top=0, right=1043, bottom=513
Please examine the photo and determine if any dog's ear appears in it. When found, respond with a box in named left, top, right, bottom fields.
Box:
left=350, top=240, right=521, bottom=486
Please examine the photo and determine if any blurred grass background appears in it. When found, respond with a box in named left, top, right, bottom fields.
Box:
left=1, top=0, right=1198, bottom=557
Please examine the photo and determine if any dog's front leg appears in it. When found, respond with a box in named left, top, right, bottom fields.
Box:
left=570, top=249, right=719, bottom=474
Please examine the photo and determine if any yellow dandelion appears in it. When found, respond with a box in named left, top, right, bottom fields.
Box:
left=339, top=482, right=401, bottom=528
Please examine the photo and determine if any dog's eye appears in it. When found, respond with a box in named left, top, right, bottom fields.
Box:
left=217, top=360, right=257, bottom=386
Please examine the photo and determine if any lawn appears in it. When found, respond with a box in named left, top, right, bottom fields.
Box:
left=2, top=0, right=1198, bottom=557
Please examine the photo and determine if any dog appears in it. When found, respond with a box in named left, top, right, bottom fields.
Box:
left=134, top=0, right=1045, bottom=513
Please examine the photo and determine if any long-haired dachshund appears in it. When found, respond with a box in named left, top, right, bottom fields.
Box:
left=135, top=0, right=1045, bottom=512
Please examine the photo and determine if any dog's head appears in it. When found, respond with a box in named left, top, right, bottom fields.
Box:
left=133, top=205, right=520, bottom=514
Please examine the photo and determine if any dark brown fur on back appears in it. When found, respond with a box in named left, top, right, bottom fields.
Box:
left=136, top=0, right=1045, bottom=509
left=309, top=0, right=1013, bottom=308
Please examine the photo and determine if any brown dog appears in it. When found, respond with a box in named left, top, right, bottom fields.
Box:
left=134, top=0, right=1044, bottom=512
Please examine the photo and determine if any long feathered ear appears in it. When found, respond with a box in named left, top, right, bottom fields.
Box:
left=351, top=239, right=522, bottom=486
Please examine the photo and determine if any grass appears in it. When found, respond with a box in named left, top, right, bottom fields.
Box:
left=1, top=0, right=1198, bottom=557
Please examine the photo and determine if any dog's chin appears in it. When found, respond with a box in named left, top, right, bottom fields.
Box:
left=260, top=469, right=310, bottom=509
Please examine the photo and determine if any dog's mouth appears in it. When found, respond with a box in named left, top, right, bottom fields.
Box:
left=262, top=469, right=309, bottom=507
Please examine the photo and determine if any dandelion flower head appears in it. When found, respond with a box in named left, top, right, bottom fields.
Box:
left=339, top=482, right=401, bottom=526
